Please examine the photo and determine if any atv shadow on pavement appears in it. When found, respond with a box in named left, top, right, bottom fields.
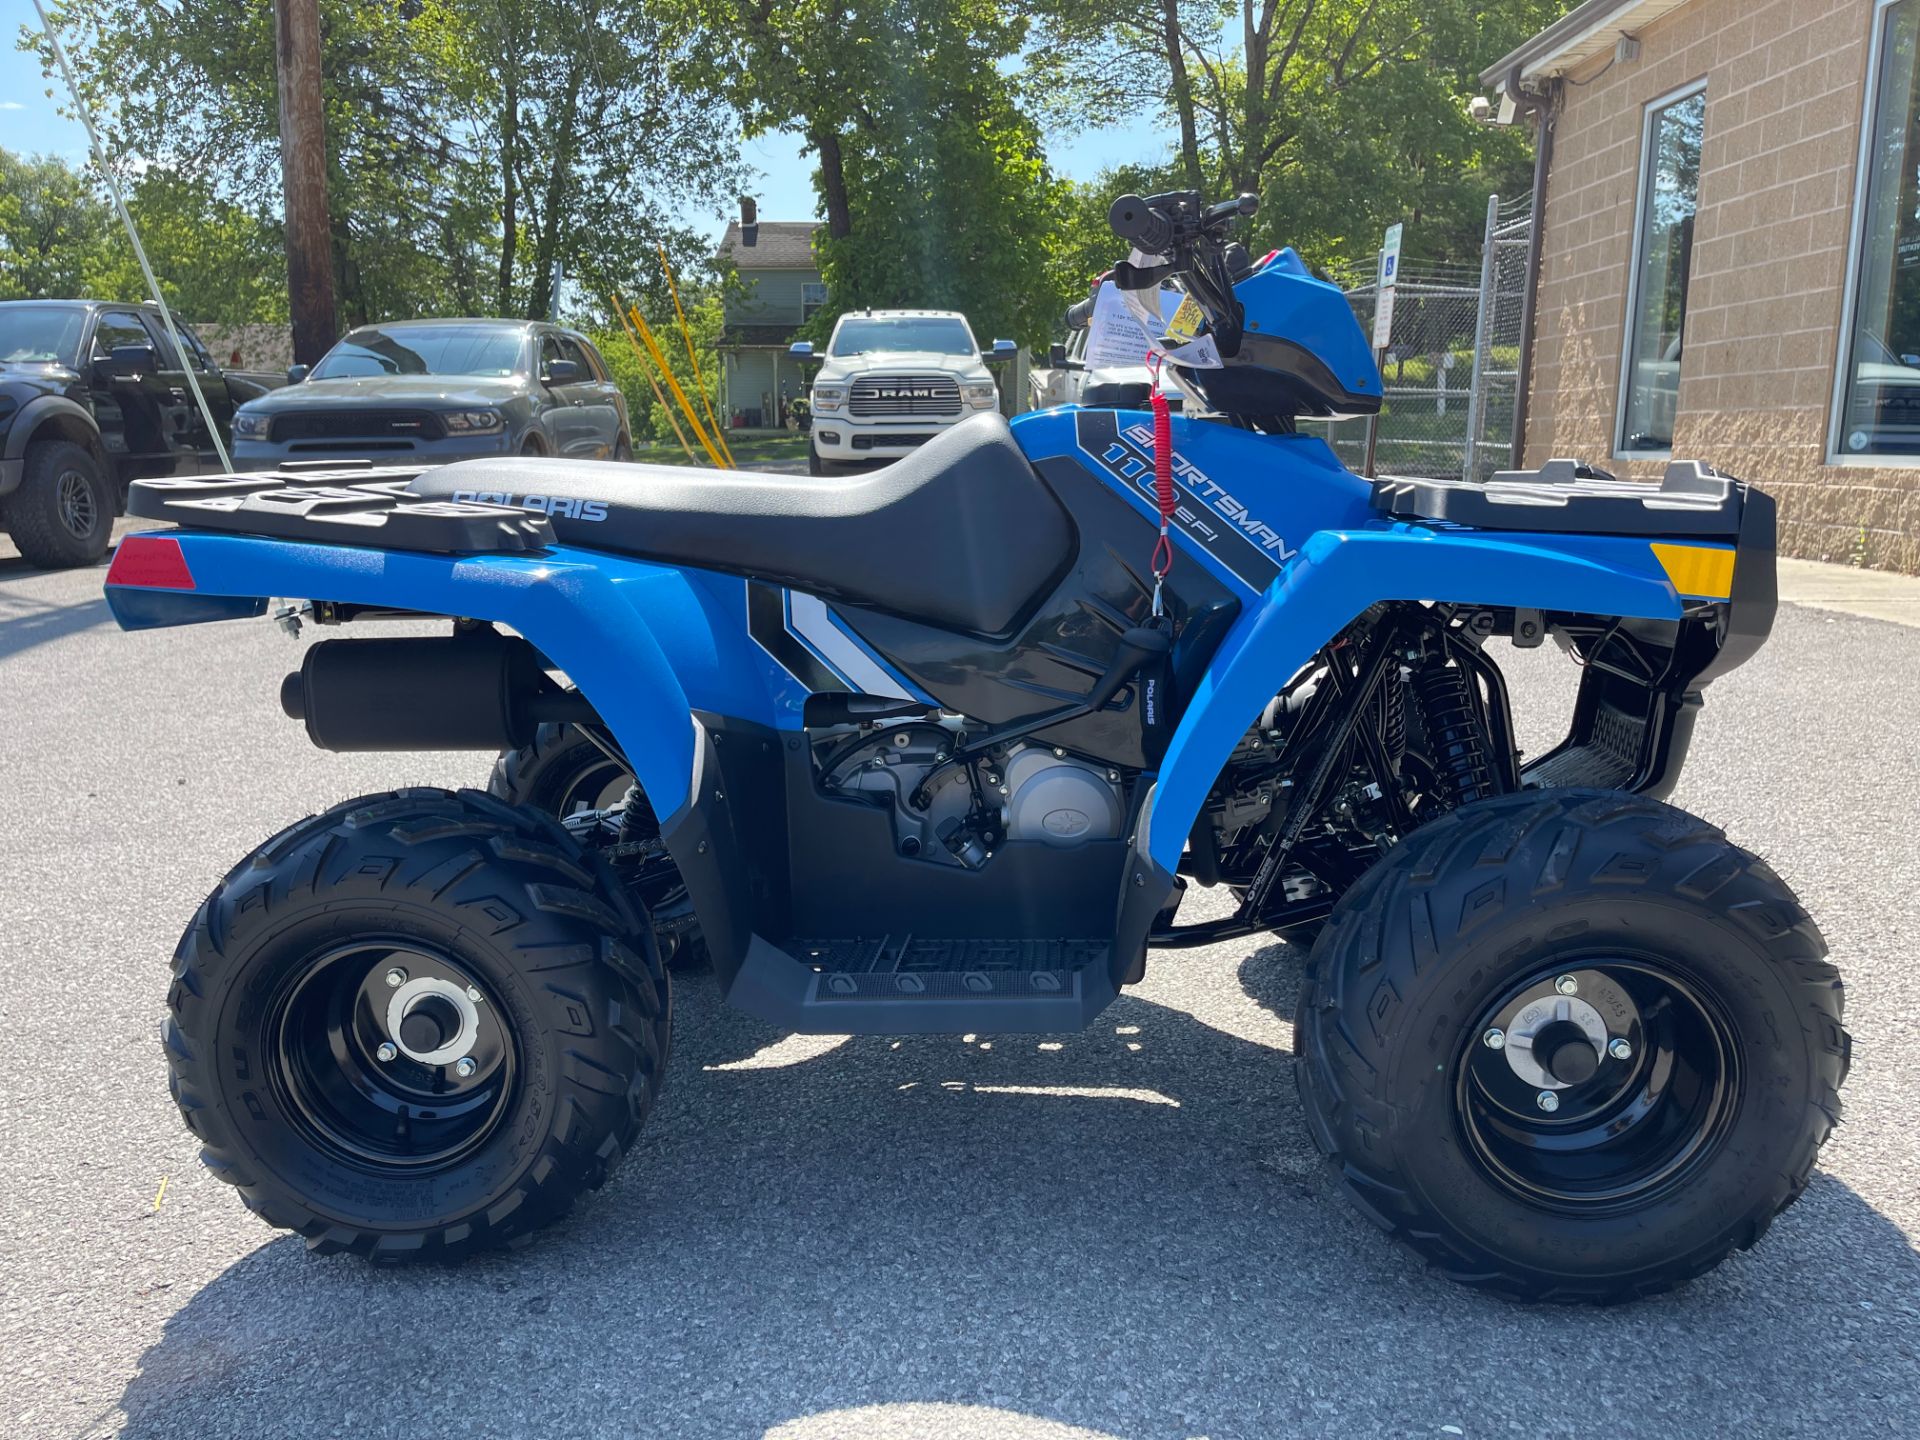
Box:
left=113, top=940, right=1920, bottom=1440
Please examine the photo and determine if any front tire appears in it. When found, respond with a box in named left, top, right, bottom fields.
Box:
left=7, top=439, right=112, bottom=568
left=1294, top=788, right=1847, bottom=1303
left=488, top=727, right=707, bottom=971
left=165, top=788, right=669, bottom=1260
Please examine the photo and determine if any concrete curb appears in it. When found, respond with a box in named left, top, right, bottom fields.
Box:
left=1777, top=558, right=1920, bottom=630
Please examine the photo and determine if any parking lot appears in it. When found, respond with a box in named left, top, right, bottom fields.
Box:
left=2, top=526, right=1918, bottom=1439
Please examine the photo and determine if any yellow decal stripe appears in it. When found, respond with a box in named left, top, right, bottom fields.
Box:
left=1649, top=542, right=1736, bottom=600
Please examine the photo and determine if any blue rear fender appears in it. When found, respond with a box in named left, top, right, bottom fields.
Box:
left=1144, top=523, right=1701, bottom=868
left=107, top=530, right=764, bottom=825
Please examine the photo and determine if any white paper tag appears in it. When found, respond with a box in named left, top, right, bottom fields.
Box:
left=1088, top=257, right=1227, bottom=371
left=1084, top=281, right=1156, bottom=369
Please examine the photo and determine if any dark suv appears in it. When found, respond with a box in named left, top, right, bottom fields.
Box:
left=0, top=300, right=265, bottom=568
left=232, top=319, right=630, bottom=469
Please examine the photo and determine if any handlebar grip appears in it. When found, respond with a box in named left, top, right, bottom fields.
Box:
left=1204, top=193, right=1259, bottom=226
left=1064, top=296, right=1095, bottom=330
left=1109, top=194, right=1176, bottom=254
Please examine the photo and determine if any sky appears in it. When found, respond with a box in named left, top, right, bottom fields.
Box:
left=1, top=3, right=1176, bottom=246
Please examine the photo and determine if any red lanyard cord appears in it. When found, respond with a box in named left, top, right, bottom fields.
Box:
left=1147, top=354, right=1175, bottom=601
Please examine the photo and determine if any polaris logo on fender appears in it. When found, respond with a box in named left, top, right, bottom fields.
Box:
left=453, top=489, right=609, bottom=522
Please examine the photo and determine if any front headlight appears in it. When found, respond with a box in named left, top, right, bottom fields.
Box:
left=232, top=411, right=272, bottom=440
left=812, top=386, right=846, bottom=412
left=963, top=383, right=998, bottom=409
left=444, top=409, right=506, bottom=435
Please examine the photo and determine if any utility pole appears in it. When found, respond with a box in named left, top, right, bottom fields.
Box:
left=274, top=0, right=337, bottom=365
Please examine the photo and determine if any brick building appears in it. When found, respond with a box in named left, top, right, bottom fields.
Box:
left=1486, top=0, right=1920, bottom=570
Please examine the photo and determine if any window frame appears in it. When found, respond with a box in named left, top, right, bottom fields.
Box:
left=1830, top=0, right=1917, bottom=466
left=1615, top=76, right=1709, bottom=462
left=800, top=280, right=829, bottom=321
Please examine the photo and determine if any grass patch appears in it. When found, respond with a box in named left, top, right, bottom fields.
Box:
left=630, top=431, right=808, bottom=469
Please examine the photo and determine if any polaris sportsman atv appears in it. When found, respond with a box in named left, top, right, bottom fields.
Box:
left=106, top=193, right=1846, bottom=1302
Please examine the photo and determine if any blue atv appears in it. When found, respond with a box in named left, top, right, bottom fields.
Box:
left=107, top=193, right=1845, bottom=1301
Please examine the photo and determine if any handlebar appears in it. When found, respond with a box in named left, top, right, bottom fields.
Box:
left=1104, top=190, right=1259, bottom=361
left=1107, top=191, right=1257, bottom=254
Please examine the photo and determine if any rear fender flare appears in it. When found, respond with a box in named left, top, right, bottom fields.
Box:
left=1145, top=526, right=1691, bottom=868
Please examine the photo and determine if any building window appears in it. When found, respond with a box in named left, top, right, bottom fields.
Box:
left=1619, top=83, right=1706, bottom=455
left=801, top=281, right=828, bottom=321
left=1836, top=0, right=1920, bottom=459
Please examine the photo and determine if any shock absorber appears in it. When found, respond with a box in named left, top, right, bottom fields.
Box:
left=1374, top=674, right=1407, bottom=770
left=1411, top=653, right=1496, bottom=808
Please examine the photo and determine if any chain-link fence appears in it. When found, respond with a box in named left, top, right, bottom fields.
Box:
left=1304, top=193, right=1533, bottom=482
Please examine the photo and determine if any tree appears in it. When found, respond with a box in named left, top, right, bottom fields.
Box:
left=0, top=149, right=113, bottom=299
left=688, top=0, right=1072, bottom=343
left=0, top=148, right=286, bottom=321
left=22, top=0, right=743, bottom=327
left=1032, top=0, right=1559, bottom=269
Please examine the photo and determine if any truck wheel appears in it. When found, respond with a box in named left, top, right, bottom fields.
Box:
left=489, top=728, right=708, bottom=971
left=7, top=439, right=112, bottom=568
left=164, top=788, right=669, bottom=1260
left=1294, top=788, right=1847, bottom=1303
left=807, top=441, right=828, bottom=476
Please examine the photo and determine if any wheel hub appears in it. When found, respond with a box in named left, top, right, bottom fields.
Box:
left=56, top=470, right=96, bottom=538
left=269, top=942, right=515, bottom=1171
left=385, top=975, right=482, bottom=1066
left=1456, top=959, right=1740, bottom=1211
left=1497, top=990, right=1612, bottom=1090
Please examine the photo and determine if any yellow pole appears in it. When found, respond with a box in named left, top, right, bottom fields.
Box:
left=657, top=242, right=735, bottom=466
left=630, top=305, right=728, bottom=468
left=609, top=294, right=695, bottom=462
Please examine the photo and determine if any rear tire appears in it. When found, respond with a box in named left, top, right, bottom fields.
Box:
left=1293, top=788, right=1847, bottom=1303
left=8, top=439, right=112, bottom=568
left=165, top=788, right=670, bottom=1260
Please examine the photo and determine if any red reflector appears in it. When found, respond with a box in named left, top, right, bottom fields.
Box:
left=105, top=534, right=196, bottom=590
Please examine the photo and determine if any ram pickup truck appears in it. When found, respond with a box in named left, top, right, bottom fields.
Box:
left=791, top=310, right=1014, bottom=474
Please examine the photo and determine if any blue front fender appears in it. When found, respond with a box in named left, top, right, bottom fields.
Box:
left=1146, top=524, right=1696, bottom=867
left=107, top=531, right=773, bottom=823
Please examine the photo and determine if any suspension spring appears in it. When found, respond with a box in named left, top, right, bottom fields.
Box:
left=1411, top=657, right=1496, bottom=808
left=1374, top=674, right=1407, bottom=769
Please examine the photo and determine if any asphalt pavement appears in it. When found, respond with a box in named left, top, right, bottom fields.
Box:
left=1, top=521, right=1917, bottom=1439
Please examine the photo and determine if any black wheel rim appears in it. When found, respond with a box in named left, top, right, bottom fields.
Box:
left=1456, top=958, right=1740, bottom=1213
left=56, top=469, right=98, bottom=539
left=267, top=941, right=517, bottom=1173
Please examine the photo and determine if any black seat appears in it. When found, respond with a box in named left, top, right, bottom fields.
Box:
left=409, top=413, right=1071, bottom=635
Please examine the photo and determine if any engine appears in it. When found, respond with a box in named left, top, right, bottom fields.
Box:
left=815, top=715, right=1127, bottom=868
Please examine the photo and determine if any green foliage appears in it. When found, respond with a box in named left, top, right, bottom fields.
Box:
left=1031, top=0, right=1558, bottom=272
left=814, top=88, right=1071, bottom=347
left=0, top=149, right=112, bottom=299
left=22, top=0, right=742, bottom=326
left=587, top=291, right=727, bottom=443
left=0, top=148, right=285, bottom=322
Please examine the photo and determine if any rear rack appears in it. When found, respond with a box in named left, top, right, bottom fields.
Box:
left=1371, top=459, right=1745, bottom=539
left=125, top=465, right=553, bottom=554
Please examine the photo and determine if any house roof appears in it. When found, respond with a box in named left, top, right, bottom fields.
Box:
left=1480, top=0, right=1695, bottom=92
left=716, top=220, right=822, bottom=270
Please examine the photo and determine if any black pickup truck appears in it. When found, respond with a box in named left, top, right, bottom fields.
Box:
left=0, top=300, right=275, bottom=569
